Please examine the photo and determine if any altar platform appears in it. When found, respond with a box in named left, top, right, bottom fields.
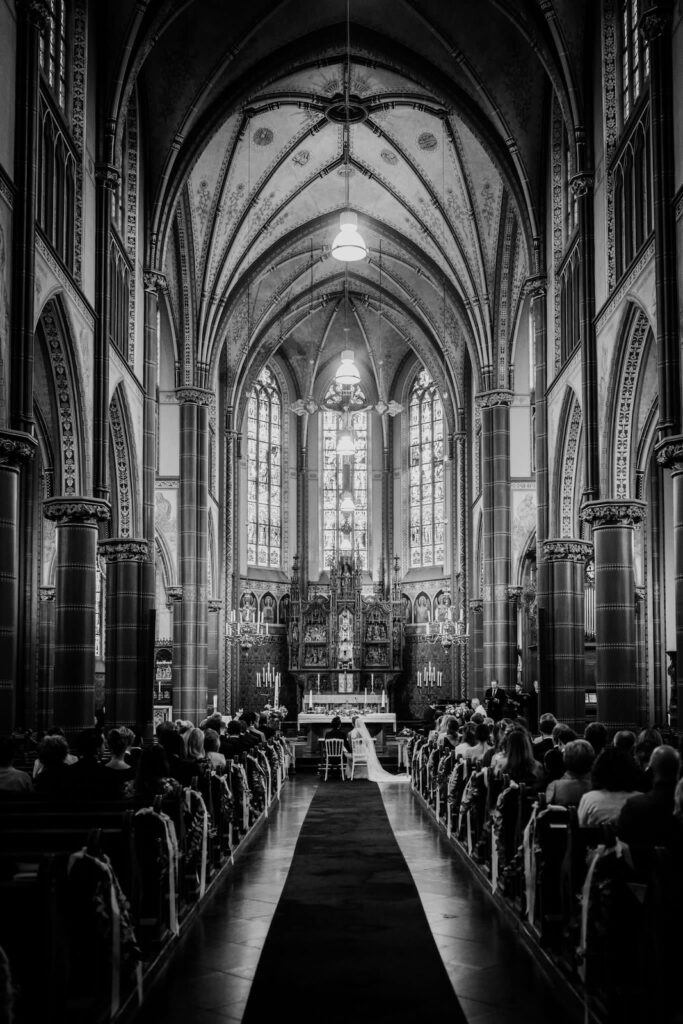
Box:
left=296, top=711, right=397, bottom=755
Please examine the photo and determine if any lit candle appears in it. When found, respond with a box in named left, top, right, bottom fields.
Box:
left=309, top=689, right=313, bottom=708
left=213, top=695, right=218, bottom=711
left=381, top=689, right=386, bottom=708
left=364, top=688, right=367, bottom=705
left=371, top=673, right=374, bottom=690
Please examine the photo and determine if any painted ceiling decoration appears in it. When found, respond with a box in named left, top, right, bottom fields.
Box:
left=108, top=0, right=588, bottom=417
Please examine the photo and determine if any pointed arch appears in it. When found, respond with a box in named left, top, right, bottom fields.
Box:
left=34, top=295, right=87, bottom=496
left=606, top=304, right=654, bottom=499
left=109, top=384, right=140, bottom=537
left=553, top=388, right=583, bottom=538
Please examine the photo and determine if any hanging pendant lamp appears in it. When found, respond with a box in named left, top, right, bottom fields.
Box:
left=331, top=0, right=366, bottom=263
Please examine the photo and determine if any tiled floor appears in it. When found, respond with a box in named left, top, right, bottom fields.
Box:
left=135, top=777, right=579, bottom=1024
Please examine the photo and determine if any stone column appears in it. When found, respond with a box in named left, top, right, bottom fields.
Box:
left=99, top=538, right=150, bottom=732
left=38, top=586, right=55, bottom=730
left=640, top=5, right=680, bottom=434
left=528, top=276, right=549, bottom=694
left=93, top=162, right=119, bottom=500
left=541, top=539, right=593, bottom=731
left=0, top=430, right=37, bottom=727
left=208, top=598, right=223, bottom=713
left=175, top=387, right=211, bottom=723
left=656, top=437, right=683, bottom=727
left=581, top=501, right=646, bottom=730
left=469, top=598, right=483, bottom=700
left=476, top=390, right=515, bottom=689
left=167, top=586, right=183, bottom=717
left=454, top=431, right=468, bottom=696
left=43, top=497, right=111, bottom=737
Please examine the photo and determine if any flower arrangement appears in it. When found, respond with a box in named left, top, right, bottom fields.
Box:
left=262, top=704, right=289, bottom=720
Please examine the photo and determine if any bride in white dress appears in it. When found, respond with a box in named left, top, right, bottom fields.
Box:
left=346, top=715, right=410, bottom=782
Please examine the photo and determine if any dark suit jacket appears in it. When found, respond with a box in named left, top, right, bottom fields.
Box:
left=616, top=781, right=677, bottom=876
left=484, top=686, right=507, bottom=721
left=324, top=726, right=351, bottom=751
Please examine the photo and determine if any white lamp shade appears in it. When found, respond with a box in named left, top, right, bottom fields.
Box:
left=331, top=211, right=367, bottom=262
left=335, top=349, right=361, bottom=386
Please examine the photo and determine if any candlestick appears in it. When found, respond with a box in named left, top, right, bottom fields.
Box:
left=381, top=689, right=386, bottom=708
left=371, top=673, right=374, bottom=691
left=213, top=695, right=218, bottom=711
left=309, top=689, right=313, bottom=709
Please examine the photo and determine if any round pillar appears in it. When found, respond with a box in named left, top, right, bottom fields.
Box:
left=43, top=496, right=110, bottom=737
left=581, top=500, right=646, bottom=731
left=656, top=436, right=683, bottom=728
left=541, top=539, right=593, bottom=731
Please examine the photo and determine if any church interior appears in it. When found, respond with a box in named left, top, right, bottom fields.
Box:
left=1, top=0, right=682, bottom=1021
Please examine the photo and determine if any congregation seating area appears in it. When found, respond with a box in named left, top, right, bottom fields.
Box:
left=409, top=730, right=683, bottom=1024
left=0, top=733, right=291, bottom=1024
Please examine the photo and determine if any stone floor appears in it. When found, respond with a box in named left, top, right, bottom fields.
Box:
left=134, top=776, right=579, bottom=1024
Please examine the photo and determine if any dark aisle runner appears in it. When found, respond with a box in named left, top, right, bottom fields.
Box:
left=242, top=781, right=468, bottom=1024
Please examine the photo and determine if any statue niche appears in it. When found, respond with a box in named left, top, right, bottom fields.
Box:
left=338, top=608, right=354, bottom=668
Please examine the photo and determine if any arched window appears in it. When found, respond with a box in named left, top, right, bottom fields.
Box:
left=322, top=401, right=368, bottom=571
left=247, top=368, right=282, bottom=567
left=40, top=0, right=68, bottom=110
left=621, top=0, right=649, bottom=124
left=409, top=370, right=444, bottom=568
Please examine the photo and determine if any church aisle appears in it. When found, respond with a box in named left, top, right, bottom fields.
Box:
left=134, top=777, right=578, bottom=1024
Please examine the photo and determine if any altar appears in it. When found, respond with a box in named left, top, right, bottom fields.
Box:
left=296, top=711, right=397, bottom=755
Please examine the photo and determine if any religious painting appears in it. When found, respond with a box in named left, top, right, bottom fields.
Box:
left=260, top=592, right=276, bottom=623
left=415, top=592, right=431, bottom=623
left=240, top=591, right=257, bottom=622
left=401, top=594, right=413, bottom=623
left=278, top=593, right=290, bottom=624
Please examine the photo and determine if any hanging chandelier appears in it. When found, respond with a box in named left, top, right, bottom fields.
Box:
left=331, top=0, right=367, bottom=263
left=335, top=348, right=361, bottom=386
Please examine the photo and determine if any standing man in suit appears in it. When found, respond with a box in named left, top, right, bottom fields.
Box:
left=484, top=679, right=507, bottom=722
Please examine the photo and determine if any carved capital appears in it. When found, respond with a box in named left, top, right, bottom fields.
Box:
left=39, top=585, right=55, bottom=603
left=208, top=598, right=223, bottom=614
left=143, top=269, right=166, bottom=293
left=655, top=434, right=683, bottom=470
left=16, top=0, right=51, bottom=29
left=166, top=585, right=183, bottom=604
left=474, top=389, right=513, bottom=409
left=506, top=585, right=523, bottom=605
left=176, top=386, right=214, bottom=407
left=524, top=274, right=547, bottom=299
left=95, top=163, right=121, bottom=190
left=98, top=538, right=150, bottom=563
left=43, top=496, right=111, bottom=525
left=469, top=598, right=483, bottom=614
left=542, top=538, right=594, bottom=562
left=580, top=499, right=646, bottom=527
left=569, top=172, right=593, bottom=198
left=0, top=429, right=38, bottom=467
left=639, top=6, right=671, bottom=42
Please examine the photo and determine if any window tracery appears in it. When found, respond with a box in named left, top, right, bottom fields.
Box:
left=408, top=370, right=444, bottom=568
left=40, top=0, right=68, bottom=110
left=247, top=368, right=282, bottom=567
left=322, top=396, right=368, bottom=571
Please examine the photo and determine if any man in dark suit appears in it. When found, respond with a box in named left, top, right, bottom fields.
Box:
left=325, top=715, right=350, bottom=750
left=483, top=680, right=507, bottom=722
left=616, top=745, right=680, bottom=878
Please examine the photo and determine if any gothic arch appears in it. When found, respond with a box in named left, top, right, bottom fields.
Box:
left=606, top=303, right=654, bottom=499
left=554, top=388, right=583, bottom=538
left=108, top=384, right=140, bottom=537
left=34, top=295, right=88, bottom=497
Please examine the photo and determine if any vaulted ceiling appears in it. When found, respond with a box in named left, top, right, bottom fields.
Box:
left=107, top=0, right=590, bottom=417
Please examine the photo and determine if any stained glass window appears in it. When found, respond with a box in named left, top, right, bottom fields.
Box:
left=322, top=402, right=368, bottom=571
left=621, top=0, right=649, bottom=123
left=409, top=370, right=444, bottom=568
left=40, top=0, right=68, bottom=110
left=247, top=368, right=281, bottom=567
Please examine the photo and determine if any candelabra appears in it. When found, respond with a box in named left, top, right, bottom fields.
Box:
left=424, top=611, right=469, bottom=651
left=225, top=611, right=269, bottom=653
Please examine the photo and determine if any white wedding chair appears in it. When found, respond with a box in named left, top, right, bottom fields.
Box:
left=349, top=738, right=369, bottom=780
left=322, top=738, right=346, bottom=781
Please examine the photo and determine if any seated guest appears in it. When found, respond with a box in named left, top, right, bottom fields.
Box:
left=584, top=721, right=609, bottom=758
left=532, top=713, right=557, bottom=763
left=157, top=725, right=187, bottom=781
left=634, top=727, right=663, bottom=791
left=0, top=735, right=33, bottom=793
left=616, top=745, right=681, bottom=877
left=439, top=717, right=461, bottom=750
left=135, top=745, right=181, bottom=800
left=483, top=718, right=514, bottom=769
left=543, top=724, right=577, bottom=782
left=203, top=728, right=226, bottom=769
left=173, top=726, right=208, bottom=785
left=32, top=727, right=77, bottom=777
left=241, top=711, right=265, bottom=744
left=577, top=747, right=640, bottom=827
left=33, top=735, right=72, bottom=796
left=222, top=720, right=250, bottom=759
left=258, top=714, right=276, bottom=740
left=101, top=727, right=135, bottom=798
left=545, top=739, right=594, bottom=807
left=496, top=728, right=545, bottom=791
left=68, top=728, right=107, bottom=798
left=453, top=723, right=477, bottom=759
left=463, top=722, right=492, bottom=762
